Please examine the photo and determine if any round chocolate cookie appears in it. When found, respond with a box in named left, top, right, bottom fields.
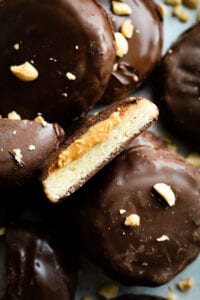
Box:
left=0, top=117, right=65, bottom=190
left=5, top=221, right=77, bottom=300
left=113, top=295, right=165, bottom=300
left=79, top=144, right=200, bottom=286
left=98, top=0, right=163, bottom=104
left=159, top=22, right=200, bottom=149
left=0, top=0, right=115, bottom=125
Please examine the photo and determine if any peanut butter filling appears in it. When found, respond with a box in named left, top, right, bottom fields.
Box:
left=57, top=111, right=122, bottom=168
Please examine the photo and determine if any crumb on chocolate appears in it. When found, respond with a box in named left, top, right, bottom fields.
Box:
left=153, top=182, right=176, bottom=207
left=132, top=74, right=139, bottom=82
left=113, top=63, right=118, bottom=72
left=119, top=209, right=126, bottom=215
left=11, top=148, right=23, bottom=165
left=28, top=145, right=36, bottom=151
left=112, top=1, right=132, bottom=16
left=124, top=213, right=140, bottom=227
left=34, top=115, right=47, bottom=127
left=7, top=111, right=21, bottom=120
left=114, top=32, right=129, bottom=58
left=62, top=92, right=68, bottom=97
left=156, top=234, right=170, bottom=242
left=66, top=72, right=76, bottom=80
left=164, top=292, right=177, bottom=300
left=10, top=61, right=39, bottom=82
left=13, top=43, right=20, bottom=50
left=120, top=19, right=134, bottom=39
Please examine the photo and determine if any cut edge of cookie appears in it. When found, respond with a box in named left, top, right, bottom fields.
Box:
left=42, top=97, right=159, bottom=203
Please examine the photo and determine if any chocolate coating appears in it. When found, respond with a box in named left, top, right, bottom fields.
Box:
left=5, top=221, right=77, bottom=300
left=0, top=118, right=65, bottom=189
left=79, top=145, right=200, bottom=286
left=0, top=182, right=39, bottom=226
left=0, top=0, right=115, bottom=125
left=113, top=295, right=165, bottom=300
left=127, top=130, right=163, bottom=149
left=98, top=0, right=163, bottom=103
left=159, top=23, right=200, bottom=148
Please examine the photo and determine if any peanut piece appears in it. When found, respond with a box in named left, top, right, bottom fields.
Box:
left=153, top=183, right=176, bottom=206
left=114, top=32, right=129, bottom=58
left=120, top=19, right=134, bottom=39
left=112, top=1, right=132, bottom=15
left=10, top=61, right=38, bottom=82
left=124, top=214, right=140, bottom=227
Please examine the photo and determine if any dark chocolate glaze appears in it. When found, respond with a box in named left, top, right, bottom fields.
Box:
left=5, top=221, right=77, bottom=300
left=127, top=130, right=163, bottom=149
left=113, top=295, right=165, bottom=300
left=0, top=0, right=115, bottom=125
left=98, top=0, right=163, bottom=103
left=159, top=22, right=200, bottom=149
left=79, top=145, right=200, bottom=286
left=0, top=118, right=65, bottom=189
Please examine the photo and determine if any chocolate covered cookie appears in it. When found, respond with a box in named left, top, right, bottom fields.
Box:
left=0, top=115, right=65, bottom=190
left=159, top=22, right=200, bottom=149
left=42, top=97, right=158, bottom=203
left=5, top=221, right=77, bottom=300
left=0, top=0, right=115, bottom=125
left=98, top=0, right=163, bottom=104
left=79, top=142, right=200, bottom=286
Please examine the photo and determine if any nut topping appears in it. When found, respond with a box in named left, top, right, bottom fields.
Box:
left=114, top=32, right=129, bottom=58
left=153, top=182, right=176, bottom=206
left=119, top=209, right=126, bottom=215
left=66, top=72, right=76, bottom=80
left=10, top=61, right=39, bottom=82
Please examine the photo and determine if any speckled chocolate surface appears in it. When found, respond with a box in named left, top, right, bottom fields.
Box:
left=98, top=0, right=163, bottom=103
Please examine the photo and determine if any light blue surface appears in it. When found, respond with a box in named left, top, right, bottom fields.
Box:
left=76, top=1, right=200, bottom=300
